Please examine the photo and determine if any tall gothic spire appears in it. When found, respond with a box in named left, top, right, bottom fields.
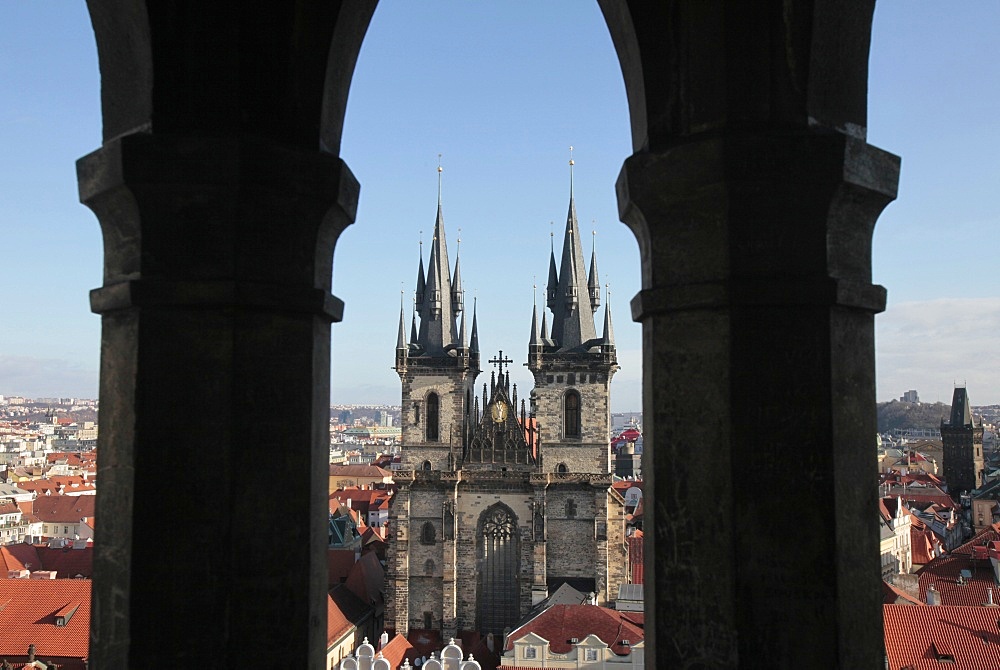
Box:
left=415, top=162, right=459, bottom=353
left=549, top=150, right=598, bottom=350
left=546, top=224, right=558, bottom=310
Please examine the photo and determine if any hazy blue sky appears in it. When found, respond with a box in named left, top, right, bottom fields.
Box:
left=1, top=2, right=998, bottom=410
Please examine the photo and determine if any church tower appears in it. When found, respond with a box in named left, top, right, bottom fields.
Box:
left=527, top=156, right=618, bottom=474
left=394, top=165, right=480, bottom=471
left=941, top=386, right=984, bottom=494
left=387, top=162, right=627, bottom=644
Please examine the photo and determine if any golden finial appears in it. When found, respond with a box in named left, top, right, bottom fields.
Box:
left=437, top=153, right=443, bottom=173
left=569, top=145, right=574, bottom=166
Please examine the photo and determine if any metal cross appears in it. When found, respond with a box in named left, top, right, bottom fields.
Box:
left=488, top=350, right=514, bottom=376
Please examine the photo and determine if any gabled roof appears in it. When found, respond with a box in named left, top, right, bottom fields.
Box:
left=505, top=604, right=643, bottom=655
left=327, top=593, right=354, bottom=646
left=379, top=633, right=414, bottom=670
left=884, top=604, right=1000, bottom=669
left=30, top=495, right=94, bottom=524
left=0, top=579, right=90, bottom=663
left=882, top=579, right=925, bottom=606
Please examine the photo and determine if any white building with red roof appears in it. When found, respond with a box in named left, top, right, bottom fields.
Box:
left=501, top=604, right=644, bottom=668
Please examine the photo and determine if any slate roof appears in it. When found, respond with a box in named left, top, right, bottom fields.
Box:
left=884, top=603, right=1000, bottom=669
left=0, top=579, right=90, bottom=664
left=505, top=604, right=643, bottom=655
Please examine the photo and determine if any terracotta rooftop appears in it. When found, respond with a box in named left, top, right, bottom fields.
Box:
left=327, top=593, right=353, bottom=646
left=505, top=604, right=643, bottom=655
left=378, top=633, right=414, bottom=669
left=329, top=464, right=392, bottom=478
left=916, top=553, right=997, bottom=607
left=0, top=578, right=90, bottom=664
left=884, top=603, right=1000, bottom=669
left=30, top=495, right=95, bottom=524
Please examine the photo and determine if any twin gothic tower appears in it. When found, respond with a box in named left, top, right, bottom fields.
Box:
left=387, top=163, right=627, bottom=641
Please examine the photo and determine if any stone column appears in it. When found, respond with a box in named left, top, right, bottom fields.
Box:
left=78, top=134, right=357, bottom=668
left=617, top=132, right=898, bottom=667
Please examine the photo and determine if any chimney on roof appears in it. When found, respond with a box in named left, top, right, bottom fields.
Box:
left=927, top=584, right=942, bottom=606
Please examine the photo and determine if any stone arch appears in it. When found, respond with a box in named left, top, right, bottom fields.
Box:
left=556, top=462, right=569, bottom=474
left=77, top=3, right=895, bottom=667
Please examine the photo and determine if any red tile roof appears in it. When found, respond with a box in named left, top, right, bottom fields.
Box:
left=505, top=604, right=643, bottom=655
left=0, top=579, right=90, bottom=665
left=30, top=495, right=94, bottom=524
left=327, top=594, right=354, bottom=646
left=916, top=553, right=996, bottom=607
left=884, top=604, right=1000, bottom=669
left=379, top=633, right=414, bottom=669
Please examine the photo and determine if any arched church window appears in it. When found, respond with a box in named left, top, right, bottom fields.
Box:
left=424, top=559, right=435, bottom=576
left=426, top=392, right=440, bottom=441
left=421, top=521, right=436, bottom=545
left=422, top=460, right=432, bottom=471
left=556, top=463, right=569, bottom=474
left=564, top=391, right=581, bottom=438
left=477, top=504, right=519, bottom=636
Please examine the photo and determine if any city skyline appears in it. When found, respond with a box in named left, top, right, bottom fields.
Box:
left=1, top=2, right=999, bottom=409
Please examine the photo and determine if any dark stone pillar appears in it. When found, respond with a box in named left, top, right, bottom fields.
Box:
left=79, top=134, right=357, bottom=668
left=618, top=131, right=898, bottom=667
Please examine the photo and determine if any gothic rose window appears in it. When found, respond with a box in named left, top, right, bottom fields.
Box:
left=478, top=505, right=519, bottom=635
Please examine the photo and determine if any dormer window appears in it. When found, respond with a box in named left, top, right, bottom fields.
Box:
left=523, top=646, right=537, bottom=659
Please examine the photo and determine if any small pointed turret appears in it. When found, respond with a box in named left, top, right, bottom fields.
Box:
left=459, top=309, right=468, bottom=349
left=396, top=296, right=408, bottom=351
left=546, top=228, right=558, bottom=311
left=451, top=237, right=464, bottom=314
left=409, top=308, right=418, bottom=345
left=529, top=302, right=540, bottom=347
left=602, top=287, right=615, bottom=347
left=470, top=298, right=480, bottom=354
left=588, top=230, right=600, bottom=313
left=540, top=310, right=549, bottom=341
left=415, top=240, right=426, bottom=308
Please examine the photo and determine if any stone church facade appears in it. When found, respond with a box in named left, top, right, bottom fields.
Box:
left=386, top=166, right=628, bottom=640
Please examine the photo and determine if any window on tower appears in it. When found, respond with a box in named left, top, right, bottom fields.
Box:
left=565, top=390, right=581, bottom=438
left=426, top=392, right=440, bottom=441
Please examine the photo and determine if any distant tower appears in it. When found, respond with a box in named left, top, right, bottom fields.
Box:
left=394, top=165, right=480, bottom=470
left=527, top=155, right=618, bottom=474
left=941, top=386, right=984, bottom=494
